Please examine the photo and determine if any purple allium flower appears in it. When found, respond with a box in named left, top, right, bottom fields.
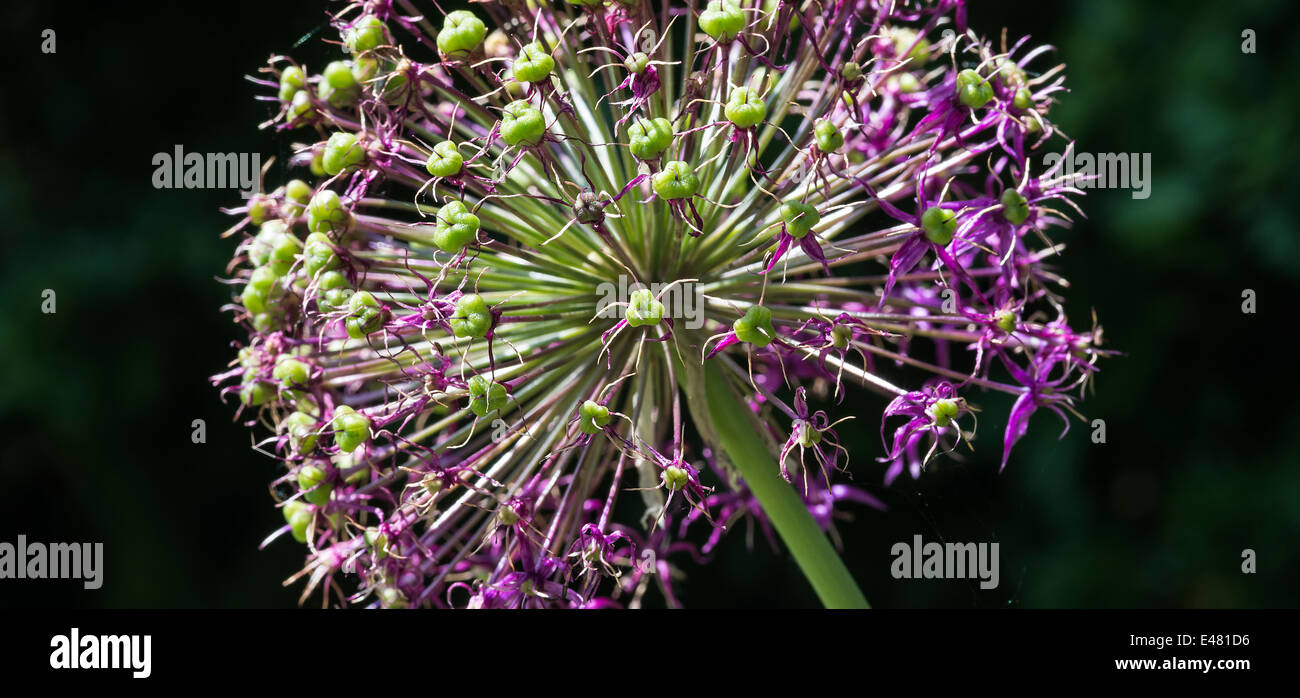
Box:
left=214, top=0, right=1109, bottom=608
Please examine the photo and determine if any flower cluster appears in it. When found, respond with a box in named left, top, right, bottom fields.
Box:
left=214, top=0, right=1106, bottom=608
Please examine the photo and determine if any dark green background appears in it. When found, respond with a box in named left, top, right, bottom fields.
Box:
left=0, top=0, right=1296, bottom=608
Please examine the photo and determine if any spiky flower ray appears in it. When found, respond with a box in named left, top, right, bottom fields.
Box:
left=214, top=0, right=1108, bottom=608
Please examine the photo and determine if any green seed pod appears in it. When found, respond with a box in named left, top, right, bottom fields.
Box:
left=624, top=52, right=650, bottom=74
left=297, top=464, right=333, bottom=506
left=345, top=290, right=385, bottom=339
left=450, top=293, right=492, bottom=338
left=284, top=179, right=312, bottom=216
left=247, top=195, right=276, bottom=225
left=1000, top=188, right=1030, bottom=225
left=241, top=265, right=283, bottom=315
left=831, top=324, right=854, bottom=350
left=577, top=400, right=611, bottom=435
left=993, top=309, right=1017, bottom=333
left=250, top=313, right=281, bottom=333
left=652, top=160, right=699, bottom=200
left=699, top=0, right=746, bottom=42
left=345, top=16, right=388, bottom=55
left=466, top=375, right=508, bottom=417
left=625, top=288, right=665, bottom=327
left=270, top=229, right=302, bottom=264
left=663, top=465, right=690, bottom=491
left=273, top=356, right=312, bottom=389
left=896, top=72, right=922, bottom=94
left=840, top=61, right=863, bottom=82
left=240, top=376, right=275, bottom=406
left=725, top=87, right=768, bottom=129
left=317, top=75, right=359, bottom=109
left=303, top=232, right=342, bottom=277
left=762, top=0, right=799, bottom=31
left=928, top=397, right=960, bottom=427
left=323, top=60, right=359, bottom=91
left=813, top=118, right=843, bottom=154
left=955, top=69, right=993, bottom=109
left=278, top=65, right=307, bottom=101
left=322, top=132, right=367, bottom=176
left=512, top=42, right=555, bottom=84
left=920, top=206, right=957, bottom=245
left=432, top=200, right=481, bottom=253
left=331, top=405, right=370, bottom=453
left=497, top=504, right=520, bottom=526
left=892, top=28, right=930, bottom=66
left=282, top=500, right=313, bottom=543
left=1013, top=87, right=1034, bottom=110
left=499, top=101, right=546, bottom=147
left=285, top=411, right=320, bottom=453
left=289, top=90, right=316, bottom=122
left=364, top=527, right=389, bottom=560
left=780, top=200, right=820, bottom=239
left=437, top=10, right=487, bottom=59
left=248, top=220, right=287, bottom=266
left=733, top=305, right=775, bottom=347
left=307, top=190, right=352, bottom=235
left=425, top=140, right=464, bottom=178
left=315, top=269, right=352, bottom=313
left=628, top=117, right=674, bottom=160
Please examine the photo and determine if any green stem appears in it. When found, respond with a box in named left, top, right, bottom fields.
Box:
left=701, top=368, right=870, bottom=609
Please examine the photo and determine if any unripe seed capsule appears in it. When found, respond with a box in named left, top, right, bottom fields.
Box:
left=699, top=1, right=745, bottom=42
left=425, top=140, right=463, bottom=178
left=651, top=161, right=699, bottom=200
left=733, top=305, right=776, bottom=347
left=920, top=206, right=957, bottom=245
left=779, top=200, right=820, bottom=239
left=331, top=405, right=370, bottom=453
left=432, top=200, right=481, bottom=253
left=625, top=288, right=665, bottom=327
left=512, top=42, right=554, bottom=84
left=628, top=117, right=674, bottom=161
left=1000, top=188, right=1030, bottom=225
left=499, top=101, right=546, bottom=146
left=322, top=132, right=366, bottom=176
left=437, top=11, right=486, bottom=59
left=450, top=294, right=492, bottom=338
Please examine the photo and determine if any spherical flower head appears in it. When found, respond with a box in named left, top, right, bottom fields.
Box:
left=217, top=1, right=1106, bottom=609
left=432, top=200, right=481, bottom=253
left=499, top=100, right=546, bottom=146
left=437, top=11, right=486, bottom=59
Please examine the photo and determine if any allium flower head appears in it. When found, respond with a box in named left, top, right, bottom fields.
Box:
left=215, top=0, right=1108, bottom=608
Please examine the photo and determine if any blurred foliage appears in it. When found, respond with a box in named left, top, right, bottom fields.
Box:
left=0, top=0, right=1295, bottom=608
